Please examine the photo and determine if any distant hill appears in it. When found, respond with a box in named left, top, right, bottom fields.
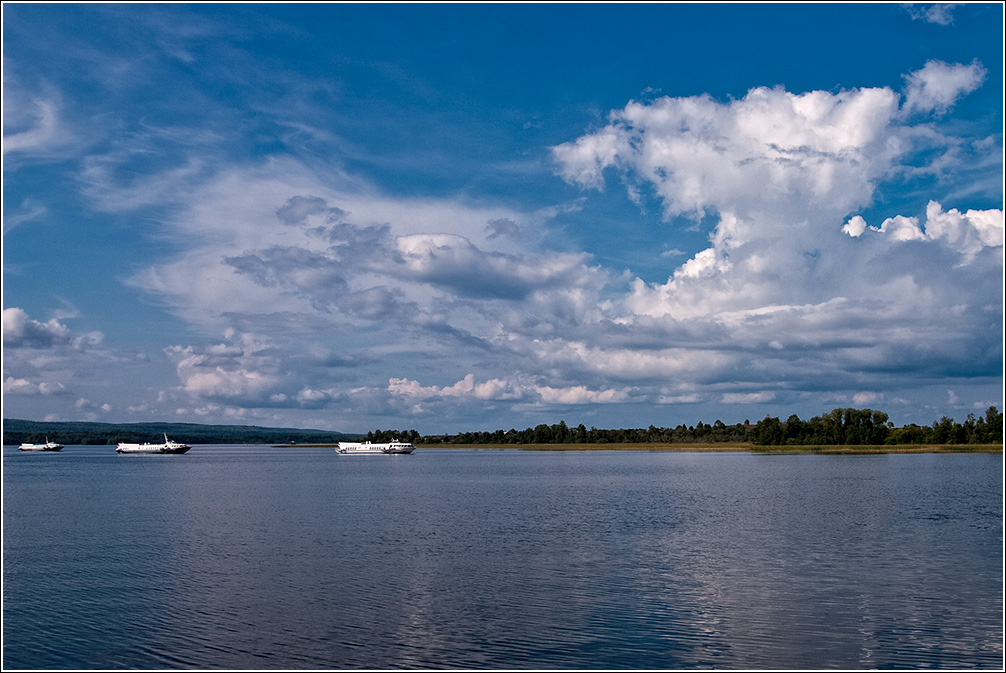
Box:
left=2, top=419, right=361, bottom=446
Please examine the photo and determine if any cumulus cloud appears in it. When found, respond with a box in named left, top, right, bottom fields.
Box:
left=3, top=376, right=67, bottom=396
left=537, top=385, right=630, bottom=405
left=554, top=84, right=903, bottom=222
left=548, top=64, right=1000, bottom=419
left=844, top=201, right=1003, bottom=259
left=164, top=332, right=284, bottom=403
left=902, top=60, right=986, bottom=115
left=3, top=308, right=73, bottom=348
left=75, top=398, right=112, bottom=414
left=554, top=67, right=998, bottom=324
left=388, top=374, right=631, bottom=408
left=389, top=374, right=527, bottom=402
left=842, top=213, right=929, bottom=242
left=922, top=200, right=1005, bottom=259
left=1, top=307, right=128, bottom=415
left=2, top=307, right=103, bottom=350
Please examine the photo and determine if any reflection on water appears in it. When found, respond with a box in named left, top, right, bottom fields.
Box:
left=3, top=446, right=1002, bottom=669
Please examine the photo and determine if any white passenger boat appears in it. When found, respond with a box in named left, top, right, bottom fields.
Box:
left=18, top=437, right=64, bottom=451
left=116, top=433, right=191, bottom=454
left=336, top=440, right=415, bottom=455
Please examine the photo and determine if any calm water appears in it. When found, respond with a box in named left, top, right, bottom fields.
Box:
left=2, top=445, right=1002, bottom=670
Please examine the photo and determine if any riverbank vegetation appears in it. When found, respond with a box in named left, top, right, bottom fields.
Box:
left=749, top=407, right=1002, bottom=446
left=441, top=443, right=1000, bottom=453
left=374, top=406, right=1003, bottom=448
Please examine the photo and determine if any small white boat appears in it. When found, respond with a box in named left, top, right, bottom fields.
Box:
left=336, top=440, right=415, bottom=455
left=18, top=437, right=64, bottom=451
left=116, top=433, right=191, bottom=454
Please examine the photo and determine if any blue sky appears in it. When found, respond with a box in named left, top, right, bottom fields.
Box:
left=3, top=2, right=1003, bottom=433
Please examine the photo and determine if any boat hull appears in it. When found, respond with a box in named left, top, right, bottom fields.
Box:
left=116, top=446, right=191, bottom=454
left=18, top=445, right=63, bottom=451
left=336, top=448, right=415, bottom=455
left=116, top=434, right=191, bottom=454
left=336, top=441, right=415, bottom=455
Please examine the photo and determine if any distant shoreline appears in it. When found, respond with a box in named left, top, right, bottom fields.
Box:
left=279, top=442, right=1002, bottom=453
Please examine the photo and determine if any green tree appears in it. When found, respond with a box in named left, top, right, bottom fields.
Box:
left=931, top=416, right=957, bottom=444
left=985, top=406, right=1003, bottom=443
left=753, top=416, right=784, bottom=445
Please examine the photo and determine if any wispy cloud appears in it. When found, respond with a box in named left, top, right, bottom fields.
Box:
left=3, top=5, right=1000, bottom=430
left=903, top=3, right=958, bottom=26
left=1, top=75, right=80, bottom=164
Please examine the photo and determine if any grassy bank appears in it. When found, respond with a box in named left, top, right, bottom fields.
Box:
left=433, top=442, right=1001, bottom=453
left=278, top=442, right=1001, bottom=453
left=748, top=444, right=1002, bottom=454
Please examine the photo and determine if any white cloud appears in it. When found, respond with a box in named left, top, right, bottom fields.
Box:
left=842, top=213, right=926, bottom=241
left=2, top=307, right=104, bottom=351
left=922, top=200, right=1005, bottom=260
left=125, top=159, right=563, bottom=334
left=881, top=215, right=928, bottom=242
left=537, top=385, right=629, bottom=405
left=841, top=215, right=869, bottom=238
left=843, top=201, right=1003, bottom=261
left=2, top=199, right=48, bottom=235
left=1, top=68, right=91, bottom=166
left=3, top=376, right=67, bottom=396
left=3, top=308, right=73, bottom=348
left=554, top=68, right=999, bottom=330
left=2, top=96, right=62, bottom=155
left=545, top=65, right=1000, bottom=425
left=164, top=332, right=283, bottom=403
left=388, top=374, right=630, bottom=407
left=852, top=392, right=883, bottom=406
left=902, top=60, right=986, bottom=115
left=905, top=3, right=958, bottom=26
left=75, top=398, right=112, bottom=414
left=389, top=374, right=527, bottom=402
left=551, top=126, right=625, bottom=190
left=555, top=85, right=903, bottom=223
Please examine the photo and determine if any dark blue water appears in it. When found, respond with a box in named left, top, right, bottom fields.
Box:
left=3, top=446, right=1002, bottom=670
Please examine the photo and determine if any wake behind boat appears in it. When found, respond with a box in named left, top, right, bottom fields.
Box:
left=116, top=433, right=191, bottom=454
left=19, top=437, right=64, bottom=451
left=336, top=440, right=415, bottom=455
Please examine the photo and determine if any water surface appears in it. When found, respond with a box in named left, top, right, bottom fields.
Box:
left=3, top=446, right=1002, bottom=669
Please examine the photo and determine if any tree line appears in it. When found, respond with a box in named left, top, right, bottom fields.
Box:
left=371, top=406, right=1002, bottom=447
left=750, top=407, right=1002, bottom=445
left=3, top=419, right=357, bottom=446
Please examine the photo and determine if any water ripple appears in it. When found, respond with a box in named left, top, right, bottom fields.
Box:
left=3, top=447, right=1001, bottom=669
